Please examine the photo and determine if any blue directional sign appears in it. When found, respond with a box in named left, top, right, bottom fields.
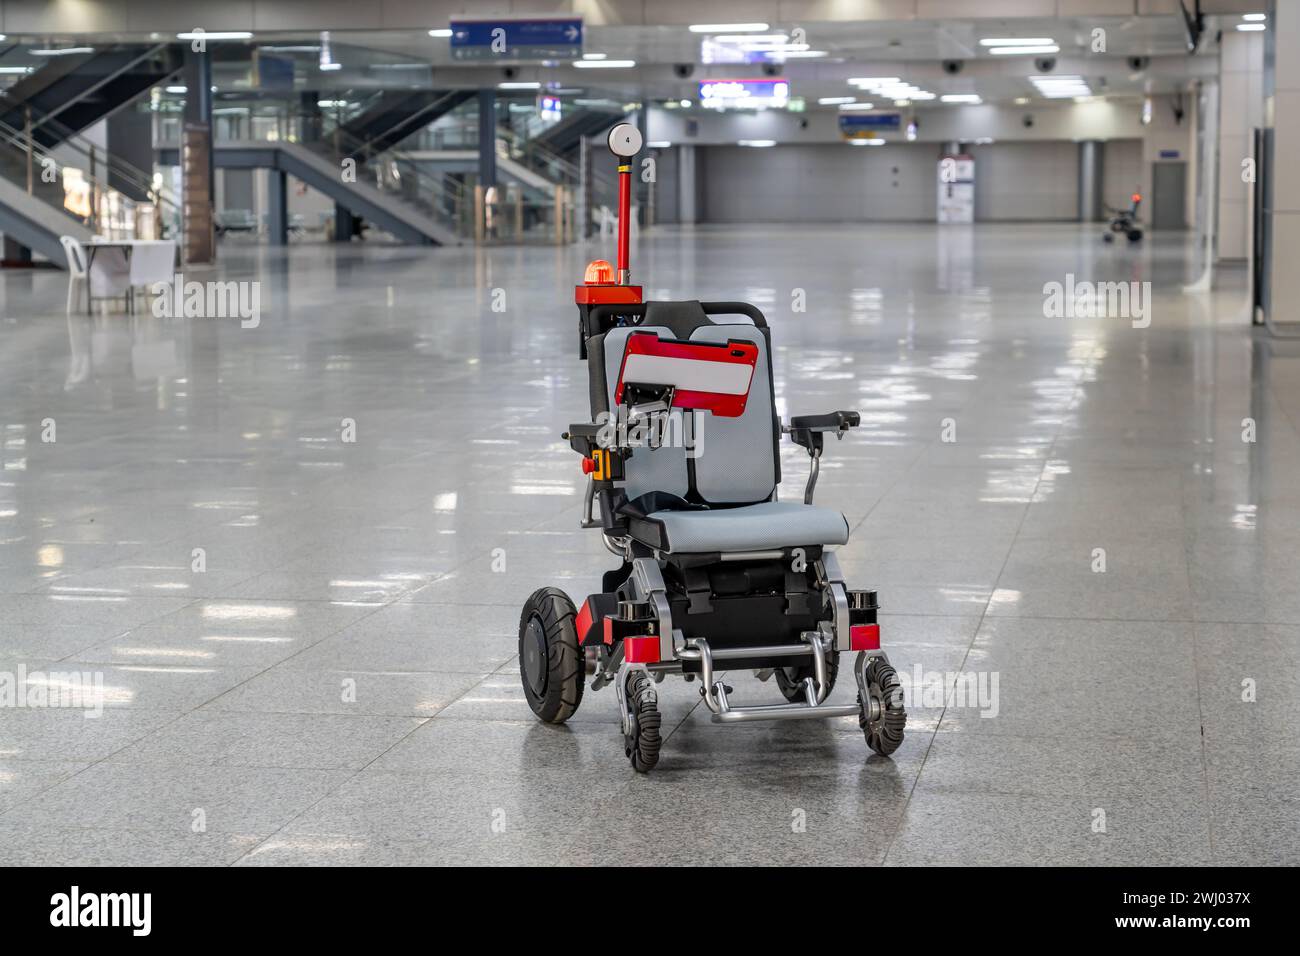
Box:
left=449, top=18, right=583, bottom=61
left=838, top=112, right=902, bottom=135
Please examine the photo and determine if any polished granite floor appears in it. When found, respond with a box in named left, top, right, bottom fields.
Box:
left=1, top=223, right=1297, bottom=866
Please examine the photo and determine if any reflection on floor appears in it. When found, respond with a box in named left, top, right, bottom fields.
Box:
left=0, top=223, right=1296, bottom=865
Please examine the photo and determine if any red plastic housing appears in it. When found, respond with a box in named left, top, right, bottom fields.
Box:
left=614, top=332, right=758, bottom=418
left=575, top=599, right=595, bottom=644
left=623, top=635, right=661, bottom=664
left=850, top=623, right=881, bottom=651
left=575, top=283, right=642, bottom=306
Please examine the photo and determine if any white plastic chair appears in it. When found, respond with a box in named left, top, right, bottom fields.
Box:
left=59, top=235, right=88, bottom=315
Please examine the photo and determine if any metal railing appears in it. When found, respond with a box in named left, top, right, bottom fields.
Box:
left=0, top=109, right=176, bottom=238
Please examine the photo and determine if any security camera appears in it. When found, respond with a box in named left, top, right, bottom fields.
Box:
left=673, top=63, right=695, bottom=79
left=1034, top=56, right=1057, bottom=72
left=502, top=66, right=519, bottom=80
left=762, top=62, right=780, bottom=77
left=1022, top=114, right=1035, bottom=128
left=1127, top=55, right=1149, bottom=72
left=941, top=59, right=964, bottom=75
left=799, top=118, right=809, bottom=130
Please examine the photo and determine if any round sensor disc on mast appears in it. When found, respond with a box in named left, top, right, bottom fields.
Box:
left=607, top=123, right=643, bottom=158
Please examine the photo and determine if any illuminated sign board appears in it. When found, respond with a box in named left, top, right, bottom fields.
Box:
left=698, top=78, right=789, bottom=110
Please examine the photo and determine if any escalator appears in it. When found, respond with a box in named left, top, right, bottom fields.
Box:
left=334, top=89, right=476, bottom=156
left=0, top=43, right=184, bottom=148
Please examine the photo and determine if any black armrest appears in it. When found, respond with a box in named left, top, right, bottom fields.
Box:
left=788, top=411, right=860, bottom=454
left=563, top=422, right=604, bottom=456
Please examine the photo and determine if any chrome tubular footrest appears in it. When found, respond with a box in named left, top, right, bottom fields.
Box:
left=681, top=634, right=855, bottom=724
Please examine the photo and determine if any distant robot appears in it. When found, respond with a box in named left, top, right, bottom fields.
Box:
left=1103, top=193, right=1144, bottom=243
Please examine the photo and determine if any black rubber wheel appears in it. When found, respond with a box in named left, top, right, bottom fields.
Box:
left=623, top=670, right=661, bottom=773
left=773, top=649, right=839, bottom=703
left=518, top=587, right=584, bottom=724
left=1127, top=229, right=1143, bottom=242
left=857, top=657, right=906, bottom=756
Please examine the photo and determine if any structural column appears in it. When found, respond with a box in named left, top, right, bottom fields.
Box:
left=477, top=89, right=497, bottom=189
left=181, top=46, right=214, bottom=263
left=1077, top=140, right=1103, bottom=222
left=678, top=144, right=698, bottom=225
left=1218, top=28, right=1265, bottom=261
left=267, top=169, right=288, bottom=246
left=1264, top=0, right=1300, bottom=323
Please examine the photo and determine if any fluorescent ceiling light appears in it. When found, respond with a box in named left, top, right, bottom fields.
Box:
left=988, top=45, right=1059, bottom=55
left=718, top=33, right=787, bottom=44
left=319, top=62, right=342, bottom=71
left=0, top=66, right=32, bottom=74
left=848, top=77, right=900, bottom=86
left=849, top=138, right=886, bottom=146
left=818, top=96, right=856, bottom=105
left=428, top=29, right=452, bottom=37
left=372, top=63, right=428, bottom=70
left=737, top=139, right=776, bottom=147
left=499, top=81, right=541, bottom=89
left=1243, top=13, right=1266, bottom=21
left=940, top=94, right=982, bottom=103
left=572, top=59, right=636, bottom=68
left=1236, top=23, right=1265, bottom=31
left=979, top=37, right=1055, bottom=46
left=690, top=23, right=769, bottom=33
left=647, top=141, right=672, bottom=148
left=779, top=50, right=828, bottom=58
left=581, top=53, right=606, bottom=59
left=165, top=85, right=187, bottom=93
left=31, top=47, right=94, bottom=55
left=839, top=102, right=876, bottom=111
left=1030, top=74, right=1091, bottom=97
left=176, top=32, right=252, bottom=40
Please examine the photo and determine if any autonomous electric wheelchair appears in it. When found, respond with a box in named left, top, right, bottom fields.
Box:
left=518, top=125, right=906, bottom=772
left=1103, top=192, right=1144, bottom=243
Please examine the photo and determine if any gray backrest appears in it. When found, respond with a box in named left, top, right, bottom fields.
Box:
left=600, top=305, right=778, bottom=506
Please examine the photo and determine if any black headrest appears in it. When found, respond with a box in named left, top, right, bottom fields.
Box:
left=640, top=300, right=712, bottom=340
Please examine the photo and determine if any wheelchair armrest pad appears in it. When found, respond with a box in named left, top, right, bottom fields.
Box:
left=788, top=410, right=860, bottom=453
left=790, top=411, right=860, bottom=432
left=564, top=422, right=604, bottom=456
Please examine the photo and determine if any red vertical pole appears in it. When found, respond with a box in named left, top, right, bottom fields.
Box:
left=616, top=162, right=632, bottom=284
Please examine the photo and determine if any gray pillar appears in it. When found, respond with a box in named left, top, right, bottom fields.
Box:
left=1078, top=140, right=1104, bottom=222
left=3, top=236, right=32, bottom=263
left=267, top=169, right=288, bottom=245
left=1264, top=0, right=1299, bottom=326
left=477, top=89, right=496, bottom=188
left=636, top=103, right=650, bottom=218
left=334, top=203, right=355, bottom=241
left=107, top=108, right=153, bottom=201
left=678, top=144, right=697, bottom=224
left=299, top=91, right=323, bottom=143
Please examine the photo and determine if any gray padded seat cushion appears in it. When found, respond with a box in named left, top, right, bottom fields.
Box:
left=645, top=501, right=850, bottom=553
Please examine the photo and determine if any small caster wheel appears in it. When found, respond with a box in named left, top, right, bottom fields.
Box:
left=623, top=670, right=661, bottom=773
left=519, top=587, right=584, bottom=724
left=774, top=649, right=839, bottom=703
left=1127, top=229, right=1143, bottom=242
left=1103, top=232, right=1115, bottom=243
left=857, top=655, right=906, bottom=756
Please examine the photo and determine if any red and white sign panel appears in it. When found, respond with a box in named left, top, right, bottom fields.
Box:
left=614, top=332, right=758, bottom=418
